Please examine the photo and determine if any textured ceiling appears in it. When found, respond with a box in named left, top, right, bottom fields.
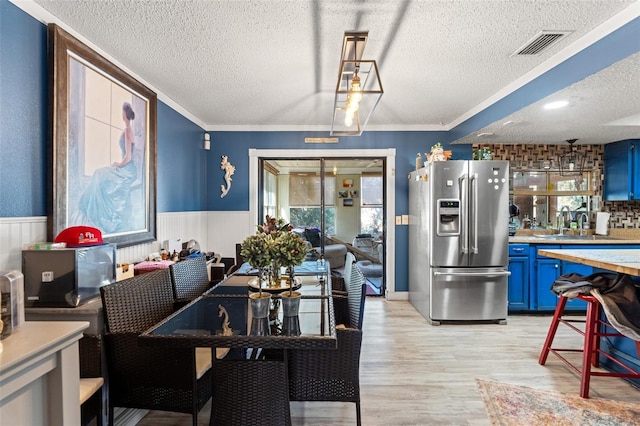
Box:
left=22, top=0, right=640, bottom=143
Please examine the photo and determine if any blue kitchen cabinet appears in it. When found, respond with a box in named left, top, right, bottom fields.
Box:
left=604, top=139, right=640, bottom=201
left=600, top=326, right=640, bottom=388
left=535, top=257, right=562, bottom=311
left=534, top=245, right=591, bottom=311
left=512, top=243, right=640, bottom=312
left=508, top=244, right=530, bottom=311
left=535, top=244, right=638, bottom=311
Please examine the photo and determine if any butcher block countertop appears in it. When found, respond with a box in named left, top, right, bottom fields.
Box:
left=537, top=249, right=640, bottom=276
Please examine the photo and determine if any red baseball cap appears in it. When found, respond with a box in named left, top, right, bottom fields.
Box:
left=54, top=226, right=105, bottom=247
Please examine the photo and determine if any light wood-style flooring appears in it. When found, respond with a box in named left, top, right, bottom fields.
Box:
left=137, top=297, right=640, bottom=425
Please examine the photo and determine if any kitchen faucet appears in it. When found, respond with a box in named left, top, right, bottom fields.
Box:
left=578, top=212, right=589, bottom=235
left=558, top=206, right=571, bottom=235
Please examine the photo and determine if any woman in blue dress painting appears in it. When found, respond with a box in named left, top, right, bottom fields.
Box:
left=75, top=102, right=138, bottom=234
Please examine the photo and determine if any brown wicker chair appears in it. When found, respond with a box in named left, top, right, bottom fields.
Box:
left=169, top=256, right=213, bottom=306
left=100, top=269, right=212, bottom=426
left=224, top=243, right=246, bottom=276
left=288, top=261, right=367, bottom=425
left=210, top=358, right=291, bottom=425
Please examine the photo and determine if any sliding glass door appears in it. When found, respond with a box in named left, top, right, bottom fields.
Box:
left=259, top=157, right=386, bottom=296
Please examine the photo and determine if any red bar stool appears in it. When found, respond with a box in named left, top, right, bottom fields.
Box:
left=538, top=294, right=640, bottom=398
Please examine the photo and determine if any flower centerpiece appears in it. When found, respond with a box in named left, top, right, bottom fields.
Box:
left=240, top=216, right=307, bottom=294
left=239, top=233, right=273, bottom=297
left=272, top=230, right=308, bottom=295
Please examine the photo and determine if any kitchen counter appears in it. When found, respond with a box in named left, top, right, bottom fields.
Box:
left=510, top=228, right=640, bottom=244
left=537, top=249, right=640, bottom=276
left=509, top=235, right=640, bottom=244
left=0, top=321, right=89, bottom=425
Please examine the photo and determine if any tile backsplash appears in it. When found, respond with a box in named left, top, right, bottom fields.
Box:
left=475, top=143, right=639, bottom=229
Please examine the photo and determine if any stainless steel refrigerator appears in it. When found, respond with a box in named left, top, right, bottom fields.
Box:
left=409, top=160, right=510, bottom=325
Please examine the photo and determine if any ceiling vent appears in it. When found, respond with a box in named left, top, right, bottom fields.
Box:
left=513, top=31, right=572, bottom=56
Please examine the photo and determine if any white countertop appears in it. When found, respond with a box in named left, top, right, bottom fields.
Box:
left=0, top=321, right=89, bottom=371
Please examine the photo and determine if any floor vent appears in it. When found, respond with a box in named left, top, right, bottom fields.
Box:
left=513, top=31, right=572, bottom=55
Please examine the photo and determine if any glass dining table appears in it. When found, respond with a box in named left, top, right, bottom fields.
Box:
left=138, top=270, right=336, bottom=425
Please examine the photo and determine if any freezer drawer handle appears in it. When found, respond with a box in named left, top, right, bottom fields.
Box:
left=433, top=271, right=512, bottom=277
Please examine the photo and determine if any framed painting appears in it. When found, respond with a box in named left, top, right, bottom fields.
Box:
left=47, top=24, right=157, bottom=247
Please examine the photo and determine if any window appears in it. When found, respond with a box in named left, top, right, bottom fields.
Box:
left=361, top=173, right=383, bottom=236
left=510, top=170, right=593, bottom=229
left=289, top=173, right=336, bottom=235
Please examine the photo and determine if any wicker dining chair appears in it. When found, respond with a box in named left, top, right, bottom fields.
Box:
left=100, top=269, right=212, bottom=426
left=288, top=263, right=367, bottom=425
left=169, top=255, right=213, bottom=307
left=210, top=358, right=291, bottom=426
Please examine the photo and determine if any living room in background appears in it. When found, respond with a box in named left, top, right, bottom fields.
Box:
left=259, top=157, right=386, bottom=296
left=250, top=148, right=397, bottom=299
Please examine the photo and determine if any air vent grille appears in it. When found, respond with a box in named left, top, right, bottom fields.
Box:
left=514, top=31, right=571, bottom=56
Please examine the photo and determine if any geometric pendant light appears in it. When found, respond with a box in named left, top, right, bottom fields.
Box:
left=558, top=139, right=586, bottom=176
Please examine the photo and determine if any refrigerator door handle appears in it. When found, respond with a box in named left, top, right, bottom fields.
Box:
left=433, top=271, right=512, bottom=277
left=458, top=174, right=468, bottom=254
left=470, top=173, right=479, bottom=254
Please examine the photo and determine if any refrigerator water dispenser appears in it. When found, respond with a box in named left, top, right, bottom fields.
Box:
left=437, top=199, right=460, bottom=236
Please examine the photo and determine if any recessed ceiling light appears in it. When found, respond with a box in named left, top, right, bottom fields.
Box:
left=544, top=100, right=569, bottom=110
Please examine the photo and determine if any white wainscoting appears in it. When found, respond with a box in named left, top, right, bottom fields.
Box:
left=0, top=211, right=252, bottom=271
left=0, top=212, right=405, bottom=298
left=0, top=217, right=48, bottom=272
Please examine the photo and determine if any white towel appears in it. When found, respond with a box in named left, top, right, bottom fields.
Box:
left=595, top=212, right=610, bottom=235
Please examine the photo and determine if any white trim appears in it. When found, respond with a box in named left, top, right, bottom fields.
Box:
left=249, top=148, right=397, bottom=297
left=206, top=124, right=448, bottom=132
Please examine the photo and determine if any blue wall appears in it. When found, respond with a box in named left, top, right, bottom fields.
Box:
left=0, top=0, right=48, bottom=216
left=207, top=130, right=458, bottom=212
left=1, top=0, right=639, bottom=292
left=157, top=101, right=209, bottom=212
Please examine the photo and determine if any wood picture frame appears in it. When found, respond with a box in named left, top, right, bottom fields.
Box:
left=47, top=24, right=157, bottom=247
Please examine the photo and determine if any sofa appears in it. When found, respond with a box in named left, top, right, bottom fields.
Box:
left=296, top=227, right=348, bottom=276
left=322, top=244, right=348, bottom=275
left=355, top=243, right=383, bottom=280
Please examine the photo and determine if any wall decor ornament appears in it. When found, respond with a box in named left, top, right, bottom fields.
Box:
left=220, top=155, right=235, bottom=198
left=47, top=24, right=157, bottom=247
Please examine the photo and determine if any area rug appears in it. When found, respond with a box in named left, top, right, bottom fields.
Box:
left=476, top=379, right=640, bottom=426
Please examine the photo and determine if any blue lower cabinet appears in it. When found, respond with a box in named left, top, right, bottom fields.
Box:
left=535, top=258, right=561, bottom=310
left=510, top=243, right=640, bottom=312
left=600, top=332, right=640, bottom=388
left=508, top=244, right=530, bottom=311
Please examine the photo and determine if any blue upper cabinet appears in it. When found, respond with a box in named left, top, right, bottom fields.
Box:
left=604, top=140, right=640, bottom=201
